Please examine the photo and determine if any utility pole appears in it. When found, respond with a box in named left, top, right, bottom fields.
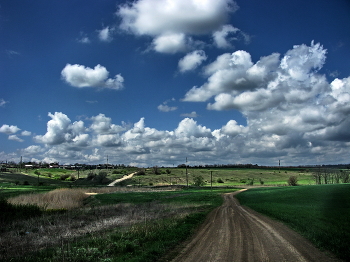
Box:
left=279, top=159, right=281, bottom=173
left=186, top=157, right=188, bottom=187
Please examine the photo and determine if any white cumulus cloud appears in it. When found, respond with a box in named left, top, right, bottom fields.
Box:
left=178, top=50, right=207, bottom=72
left=117, top=0, right=238, bottom=53
left=98, top=26, right=114, bottom=42
left=61, top=64, right=124, bottom=90
left=0, top=124, right=20, bottom=134
left=8, top=135, right=23, bottom=142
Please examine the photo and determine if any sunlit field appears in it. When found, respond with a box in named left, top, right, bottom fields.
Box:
left=236, top=184, right=350, bottom=261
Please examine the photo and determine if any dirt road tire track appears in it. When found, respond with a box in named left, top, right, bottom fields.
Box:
left=171, top=190, right=341, bottom=262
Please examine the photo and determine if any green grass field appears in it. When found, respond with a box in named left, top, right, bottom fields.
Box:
left=1, top=167, right=348, bottom=260
left=0, top=166, right=321, bottom=189
left=236, top=184, right=350, bottom=260
left=130, top=167, right=314, bottom=186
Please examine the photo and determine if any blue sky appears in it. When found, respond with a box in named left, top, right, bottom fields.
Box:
left=1, top=0, right=350, bottom=167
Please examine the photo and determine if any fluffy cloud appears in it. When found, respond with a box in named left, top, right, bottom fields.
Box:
left=212, top=25, right=239, bottom=48
left=0, top=124, right=20, bottom=134
left=90, top=114, right=127, bottom=134
left=34, top=112, right=72, bottom=145
left=157, top=99, right=177, bottom=112
left=22, top=145, right=43, bottom=156
left=157, top=104, right=177, bottom=112
left=34, top=112, right=89, bottom=148
left=117, top=0, right=238, bottom=53
left=175, top=118, right=212, bottom=138
left=178, top=50, right=207, bottom=72
left=8, top=135, right=23, bottom=142
left=21, top=130, right=31, bottom=136
left=98, top=26, right=113, bottom=42
left=61, top=64, right=124, bottom=90
left=183, top=41, right=326, bottom=110
left=152, top=33, right=188, bottom=54
left=181, top=111, right=199, bottom=118
left=10, top=47, right=350, bottom=166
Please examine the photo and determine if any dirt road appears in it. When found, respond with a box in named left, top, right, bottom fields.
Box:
left=172, top=190, right=340, bottom=262
left=107, top=172, right=136, bottom=186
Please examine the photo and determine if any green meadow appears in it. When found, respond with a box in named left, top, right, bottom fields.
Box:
left=1, top=167, right=349, bottom=261
left=236, top=184, right=350, bottom=261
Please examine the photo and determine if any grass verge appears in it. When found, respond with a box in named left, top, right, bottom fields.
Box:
left=2, top=188, right=237, bottom=261
left=235, top=184, right=350, bottom=260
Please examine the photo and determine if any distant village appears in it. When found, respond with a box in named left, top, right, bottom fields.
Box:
left=1, top=160, right=350, bottom=172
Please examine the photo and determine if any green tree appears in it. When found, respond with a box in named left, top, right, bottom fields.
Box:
left=193, top=175, right=206, bottom=186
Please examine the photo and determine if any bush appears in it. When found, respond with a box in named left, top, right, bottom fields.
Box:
left=193, top=175, right=206, bottom=186
left=34, top=170, right=40, bottom=175
left=217, top=178, right=224, bottom=183
left=135, top=170, right=146, bottom=176
left=246, top=178, right=254, bottom=186
left=93, top=171, right=109, bottom=184
left=86, top=172, right=96, bottom=181
left=60, top=174, right=70, bottom=180
left=288, top=176, right=298, bottom=186
left=23, top=181, right=30, bottom=185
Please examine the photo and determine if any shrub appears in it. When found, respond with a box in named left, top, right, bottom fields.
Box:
left=246, top=178, right=254, bottom=186
left=14, top=180, right=20, bottom=185
left=152, top=166, right=161, bottom=175
left=166, top=169, right=171, bottom=174
left=23, top=181, right=30, bottom=185
left=135, top=170, right=146, bottom=176
left=259, top=179, right=264, bottom=185
left=60, top=174, right=70, bottom=180
left=34, top=170, right=41, bottom=175
left=92, top=171, right=110, bottom=184
left=86, top=172, right=96, bottom=180
left=193, top=175, right=206, bottom=186
left=217, top=178, right=224, bottom=183
left=288, top=176, right=298, bottom=186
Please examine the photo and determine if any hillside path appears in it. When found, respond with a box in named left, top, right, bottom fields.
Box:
left=107, top=172, right=136, bottom=186
left=171, top=190, right=341, bottom=262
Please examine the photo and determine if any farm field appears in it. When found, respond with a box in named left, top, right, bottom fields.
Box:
left=1, top=168, right=349, bottom=261
left=0, top=183, right=237, bottom=262
left=146, top=167, right=314, bottom=186
left=236, top=184, right=350, bottom=261
left=1, top=167, right=315, bottom=192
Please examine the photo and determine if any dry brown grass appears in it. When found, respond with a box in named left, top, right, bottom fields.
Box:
left=1, top=186, right=190, bottom=260
left=7, top=186, right=174, bottom=210
left=7, top=188, right=89, bottom=210
left=0, top=201, right=196, bottom=260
